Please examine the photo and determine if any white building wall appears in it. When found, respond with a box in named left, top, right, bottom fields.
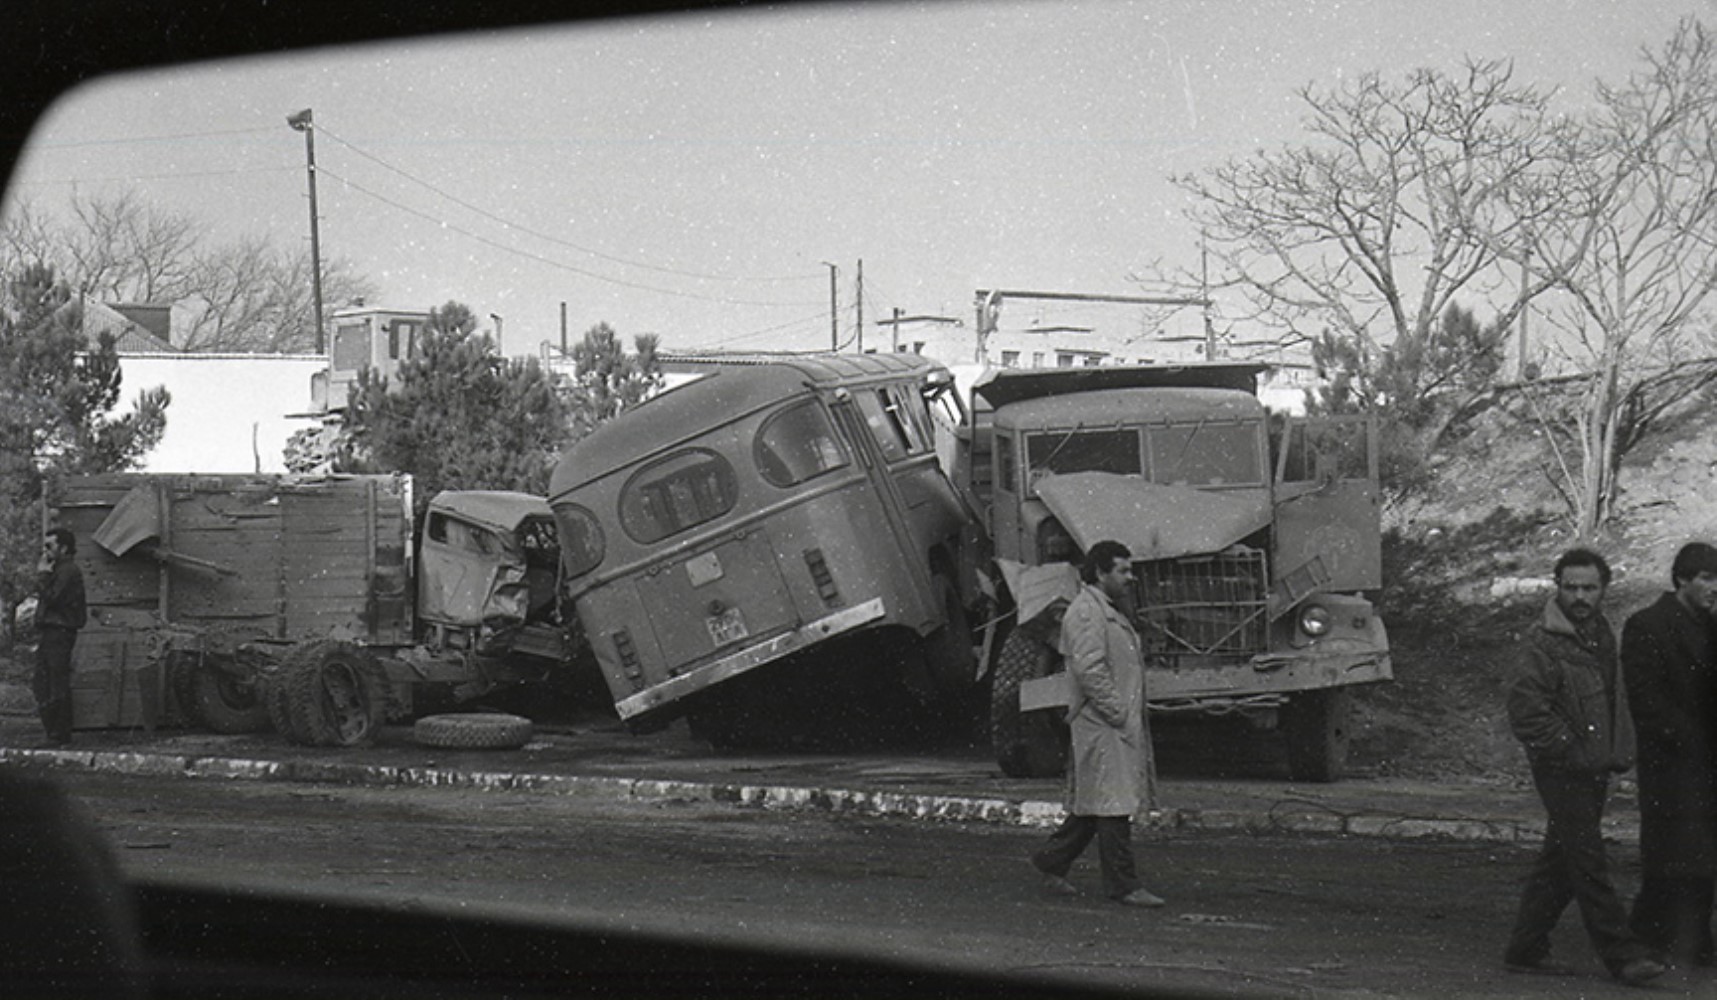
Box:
left=118, top=354, right=324, bottom=474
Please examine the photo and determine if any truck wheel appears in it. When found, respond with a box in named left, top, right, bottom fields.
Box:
left=413, top=713, right=534, bottom=750
left=922, top=573, right=978, bottom=696
left=284, top=640, right=389, bottom=747
left=187, top=664, right=270, bottom=734
left=261, top=666, right=300, bottom=742
left=989, top=629, right=1068, bottom=778
left=166, top=651, right=200, bottom=726
left=1282, top=687, right=1351, bottom=783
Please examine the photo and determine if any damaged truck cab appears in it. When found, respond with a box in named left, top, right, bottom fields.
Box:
left=969, top=363, right=1390, bottom=782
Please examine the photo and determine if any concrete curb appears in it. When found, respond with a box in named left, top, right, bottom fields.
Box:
left=0, top=744, right=1636, bottom=846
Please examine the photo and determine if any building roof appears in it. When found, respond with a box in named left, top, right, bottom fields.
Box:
left=79, top=299, right=177, bottom=353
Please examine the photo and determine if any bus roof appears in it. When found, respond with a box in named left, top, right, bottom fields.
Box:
left=550, top=352, right=946, bottom=499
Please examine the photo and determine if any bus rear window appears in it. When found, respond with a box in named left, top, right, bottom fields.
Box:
left=620, top=449, right=738, bottom=544
left=755, top=400, right=848, bottom=487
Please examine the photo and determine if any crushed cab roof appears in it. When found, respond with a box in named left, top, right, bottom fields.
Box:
left=427, top=490, right=551, bottom=531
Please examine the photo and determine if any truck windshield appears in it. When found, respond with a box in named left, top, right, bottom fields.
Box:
left=1148, top=422, right=1262, bottom=486
left=1025, top=429, right=1141, bottom=487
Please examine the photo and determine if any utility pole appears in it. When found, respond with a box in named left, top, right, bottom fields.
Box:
left=856, top=258, right=864, bottom=354
left=891, top=307, right=902, bottom=352
left=822, top=262, right=838, bottom=351
left=1201, top=238, right=1216, bottom=361
left=286, top=108, right=325, bottom=354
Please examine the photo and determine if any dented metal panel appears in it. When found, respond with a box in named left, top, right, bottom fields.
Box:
left=1034, top=472, right=1273, bottom=562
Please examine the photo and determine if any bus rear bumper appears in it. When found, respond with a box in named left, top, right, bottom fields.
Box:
left=614, top=598, right=887, bottom=720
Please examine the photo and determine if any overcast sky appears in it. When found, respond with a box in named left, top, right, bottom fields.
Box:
left=4, top=0, right=1710, bottom=358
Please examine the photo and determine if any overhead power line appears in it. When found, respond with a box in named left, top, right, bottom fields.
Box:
left=320, top=167, right=824, bottom=309
left=319, top=126, right=816, bottom=285
left=30, top=125, right=277, bottom=149
left=681, top=307, right=836, bottom=351
left=12, top=165, right=297, bottom=187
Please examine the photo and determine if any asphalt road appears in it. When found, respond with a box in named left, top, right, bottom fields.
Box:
left=39, top=769, right=1715, bottom=999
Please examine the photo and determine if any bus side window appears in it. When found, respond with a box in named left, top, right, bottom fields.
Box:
left=885, top=385, right=929, bottom=454
left=755, top=400, right=849, bottom=488
left=855, top=390, right=909, bottom=462
left=620, top=449, right=738, bottom=544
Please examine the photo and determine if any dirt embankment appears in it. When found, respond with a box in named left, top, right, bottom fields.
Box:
left=1349, top=383, right=1717, bottom=783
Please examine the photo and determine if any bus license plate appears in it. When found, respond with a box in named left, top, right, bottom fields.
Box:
left=706, top=606, right=748, bottom=646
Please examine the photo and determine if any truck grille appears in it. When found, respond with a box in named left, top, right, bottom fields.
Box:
left=1135, top=548, right=1267, bottom=660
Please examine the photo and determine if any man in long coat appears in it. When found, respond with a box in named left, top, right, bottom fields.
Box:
left=1029, top=539, right=1164, bottom=908
left=1623, top=541, right=1717, bottom=966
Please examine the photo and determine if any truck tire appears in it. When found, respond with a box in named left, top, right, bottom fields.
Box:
left=413, top=713, right=534, bottom=750
left=261, top=666, right=300, bottom=742
left=166, top=651, right=200, bottom=726
left=187, top=663, right=270, bottom=734
left=1282, top=687, right=1351, bottom=783
left=283, top=640, right=389, bottom=747
left=989, top=629, right=1068, bottom=778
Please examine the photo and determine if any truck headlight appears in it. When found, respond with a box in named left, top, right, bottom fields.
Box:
left=1299, top=604, right=1332, bottom=637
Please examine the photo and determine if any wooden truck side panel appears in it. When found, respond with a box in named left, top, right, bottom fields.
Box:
left=48, top=473, right=412, bottom=730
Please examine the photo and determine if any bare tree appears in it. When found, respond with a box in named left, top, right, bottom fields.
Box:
left=64, top=188, right=203, bottom=303
left=176, top=239, right=375, bottom=353
left=1172, top=60, right=1556, bottom=494
left=5, top=188, right=375, bottom=353
left=1514, top=18, right=1717, bottom=538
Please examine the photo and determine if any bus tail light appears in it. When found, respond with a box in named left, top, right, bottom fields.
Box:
left=611, top=629, right=644, bottom=688
left=805, top=548, right=841, bottom=606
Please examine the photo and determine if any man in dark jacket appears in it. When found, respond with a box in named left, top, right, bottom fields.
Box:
left=1503, top=548, right=1664, bottom=986
left=1622, top=541, right=1717, bottom=966
left=33, top=527, right=87, bottom=747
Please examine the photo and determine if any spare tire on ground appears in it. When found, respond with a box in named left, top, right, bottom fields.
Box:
left=413, top=713, right=535, bottom=750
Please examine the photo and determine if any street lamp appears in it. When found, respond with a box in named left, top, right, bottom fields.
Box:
left=287, top=108, right=326, bottom=354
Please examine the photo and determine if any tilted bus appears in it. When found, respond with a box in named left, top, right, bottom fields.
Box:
left=547, top=352, right=987, bottom=742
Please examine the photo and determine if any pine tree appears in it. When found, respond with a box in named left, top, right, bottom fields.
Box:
left=1, top=263, right=169, bottom=638
left=339, top=302, right=573, bottom=516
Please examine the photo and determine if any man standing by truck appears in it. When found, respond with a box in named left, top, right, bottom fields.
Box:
left=1502, top=547, right=1663, bottom=986
left=1029, top=540, right=1164, bottom=908
left=33, top=527, right=86, bottom=747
